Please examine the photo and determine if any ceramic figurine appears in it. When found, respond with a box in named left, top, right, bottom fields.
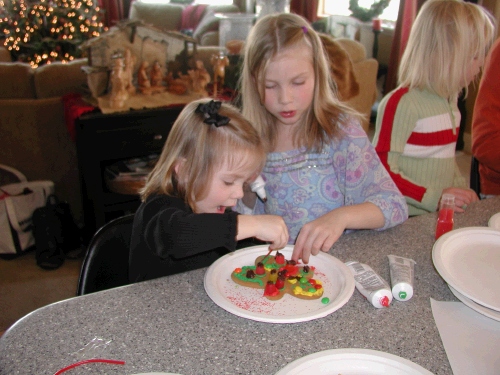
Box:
left=165, top=72, right=188, bottom=95
left=109, top=57, right=129, bottom=108
left=150, top=60, right=166, bottom=91
left=188, top=59, right=211, bottom=97
left=124, top=48, right=136, bottom=95
left=138, top=61, right=152, bottom=94
left=211, top=52, right=229, bottom=97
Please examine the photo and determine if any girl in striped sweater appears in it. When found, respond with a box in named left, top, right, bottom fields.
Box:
left=372, top=0, right=496, bottom=216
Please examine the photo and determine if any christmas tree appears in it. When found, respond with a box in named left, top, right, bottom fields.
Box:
left=0, top=0, right=105, bottom=68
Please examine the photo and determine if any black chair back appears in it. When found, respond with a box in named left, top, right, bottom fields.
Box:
left=470, top=156, right=481, bottom=197
left=77, top=214, right=134, bottom=295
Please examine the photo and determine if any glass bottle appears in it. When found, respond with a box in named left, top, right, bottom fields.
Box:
left=435, top=194, right=455, bottom=240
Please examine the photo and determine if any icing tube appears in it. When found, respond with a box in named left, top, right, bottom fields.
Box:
left=387, top=254, right=415, bottom=301
left=345, top=261, right=392, bottom=308
left=250, top=175, right=267, bottom=202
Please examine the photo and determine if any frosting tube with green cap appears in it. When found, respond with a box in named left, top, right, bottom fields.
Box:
left=387, top=255, right=415, bottom=301
left=345, top=261, right=392, bottom=308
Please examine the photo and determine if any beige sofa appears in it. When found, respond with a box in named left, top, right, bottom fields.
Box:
left=0, top=55, right=88, bottom=222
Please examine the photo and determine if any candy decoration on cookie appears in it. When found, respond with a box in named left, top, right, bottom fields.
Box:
left=231, top=251, right=324, bottom=301
left=275, top=275, right=285, bottom=289
left=269, top=269, right=278, bottom=282
left=264, top=281, right=280, bottom=297
left=255, top=262, right=265, bottom=275
left=275, top=252, right=285, bottom=264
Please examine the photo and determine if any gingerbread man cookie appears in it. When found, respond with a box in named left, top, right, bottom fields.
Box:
left=231, top=251, right=324, bottom=301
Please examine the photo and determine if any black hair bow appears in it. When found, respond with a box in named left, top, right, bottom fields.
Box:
left=195, top=100, right=230, bottom=127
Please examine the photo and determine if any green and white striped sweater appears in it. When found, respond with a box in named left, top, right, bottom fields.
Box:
left=372, top=87, right=466, bottom=216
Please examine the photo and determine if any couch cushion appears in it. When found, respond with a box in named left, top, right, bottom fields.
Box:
left=129, top=2, right=184, bottom=31
left=320, top=34, right=359, bottom=101
left=335, top=38, right=366, bottom=63
left=0, top=97, right=82, bottom=221
left=0, top=47, right=12, bottom=62
left=199, top=31, right=220, bottom=47
left=0, top=62, right=36, bottom=99
left=34, top=58, right=88, bottom=99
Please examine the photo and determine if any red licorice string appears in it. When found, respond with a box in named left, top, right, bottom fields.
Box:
left=53, top=358, right=125, bottom=374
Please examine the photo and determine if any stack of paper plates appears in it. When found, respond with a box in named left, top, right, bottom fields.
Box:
left=432, top=226, right=500, bottom=321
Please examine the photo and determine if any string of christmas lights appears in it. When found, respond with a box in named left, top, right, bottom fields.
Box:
left=0, top=0, right=105, bottom=67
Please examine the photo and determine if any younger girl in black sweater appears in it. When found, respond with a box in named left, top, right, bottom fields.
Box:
left=129, top=99, right=289, bottom=282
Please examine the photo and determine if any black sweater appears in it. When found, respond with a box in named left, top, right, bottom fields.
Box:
left=129, top=194, right=239, bottom=282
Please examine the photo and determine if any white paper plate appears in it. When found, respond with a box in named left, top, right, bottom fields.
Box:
left=432, top=227, right=500, bottom=311
left=274, top=348, right=433, bottom=375
left=448, top=284, right=500, bottom=322
left=488, top=212, right=500, bottom=231
left=204, top=245, right=355, bottom=323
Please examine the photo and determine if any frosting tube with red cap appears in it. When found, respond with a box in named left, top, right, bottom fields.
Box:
left=345, top=260, right=393, bottom=308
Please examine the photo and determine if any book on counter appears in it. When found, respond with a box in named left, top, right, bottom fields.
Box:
left=105, top=154, right=158, bottom=181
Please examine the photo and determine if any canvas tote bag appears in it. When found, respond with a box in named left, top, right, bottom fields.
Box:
left=0, top=164, right=54, bottom=255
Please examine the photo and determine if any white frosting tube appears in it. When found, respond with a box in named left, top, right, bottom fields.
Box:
left=345, top=261, right=392, bottom=308
left=250, top=175, right=267, bottom=202
left=387, top=255, right=415, bottom=301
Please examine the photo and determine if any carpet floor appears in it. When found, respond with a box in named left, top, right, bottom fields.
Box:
left=0, top=248, right=83, bottom=335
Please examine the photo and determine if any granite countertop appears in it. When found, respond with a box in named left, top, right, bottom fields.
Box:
left=1, top=197, right=499, bottom=375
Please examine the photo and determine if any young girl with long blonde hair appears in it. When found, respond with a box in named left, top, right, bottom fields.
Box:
left=240, top=13, right=408, bottom=263
left=372, top=0, right=496, bottom=216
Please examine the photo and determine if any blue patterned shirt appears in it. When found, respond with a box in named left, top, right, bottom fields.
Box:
left=253, top=119, right=408, bottom=243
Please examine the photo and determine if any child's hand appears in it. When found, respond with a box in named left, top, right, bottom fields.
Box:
left=441, top=187, right=479, bottom=212
left=292, top=211, right=346, bottom=264
left=292, top=203, right=385, bottom=263
left=253, top=215, right=289, bottom=249
left=237, top=215, right=289, bottom=249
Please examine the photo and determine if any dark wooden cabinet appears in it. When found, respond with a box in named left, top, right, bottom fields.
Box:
left=75, top=106, right=183, bottom=239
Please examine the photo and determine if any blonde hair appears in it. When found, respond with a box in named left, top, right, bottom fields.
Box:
left=240, top=13, right=357, bottom=152
left=141, top=99, right=266, bottom=210
left=398, top=0, right=496, bottom=99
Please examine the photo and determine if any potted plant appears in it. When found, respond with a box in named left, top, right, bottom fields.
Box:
left=349, top=0, right=391, bottom=22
